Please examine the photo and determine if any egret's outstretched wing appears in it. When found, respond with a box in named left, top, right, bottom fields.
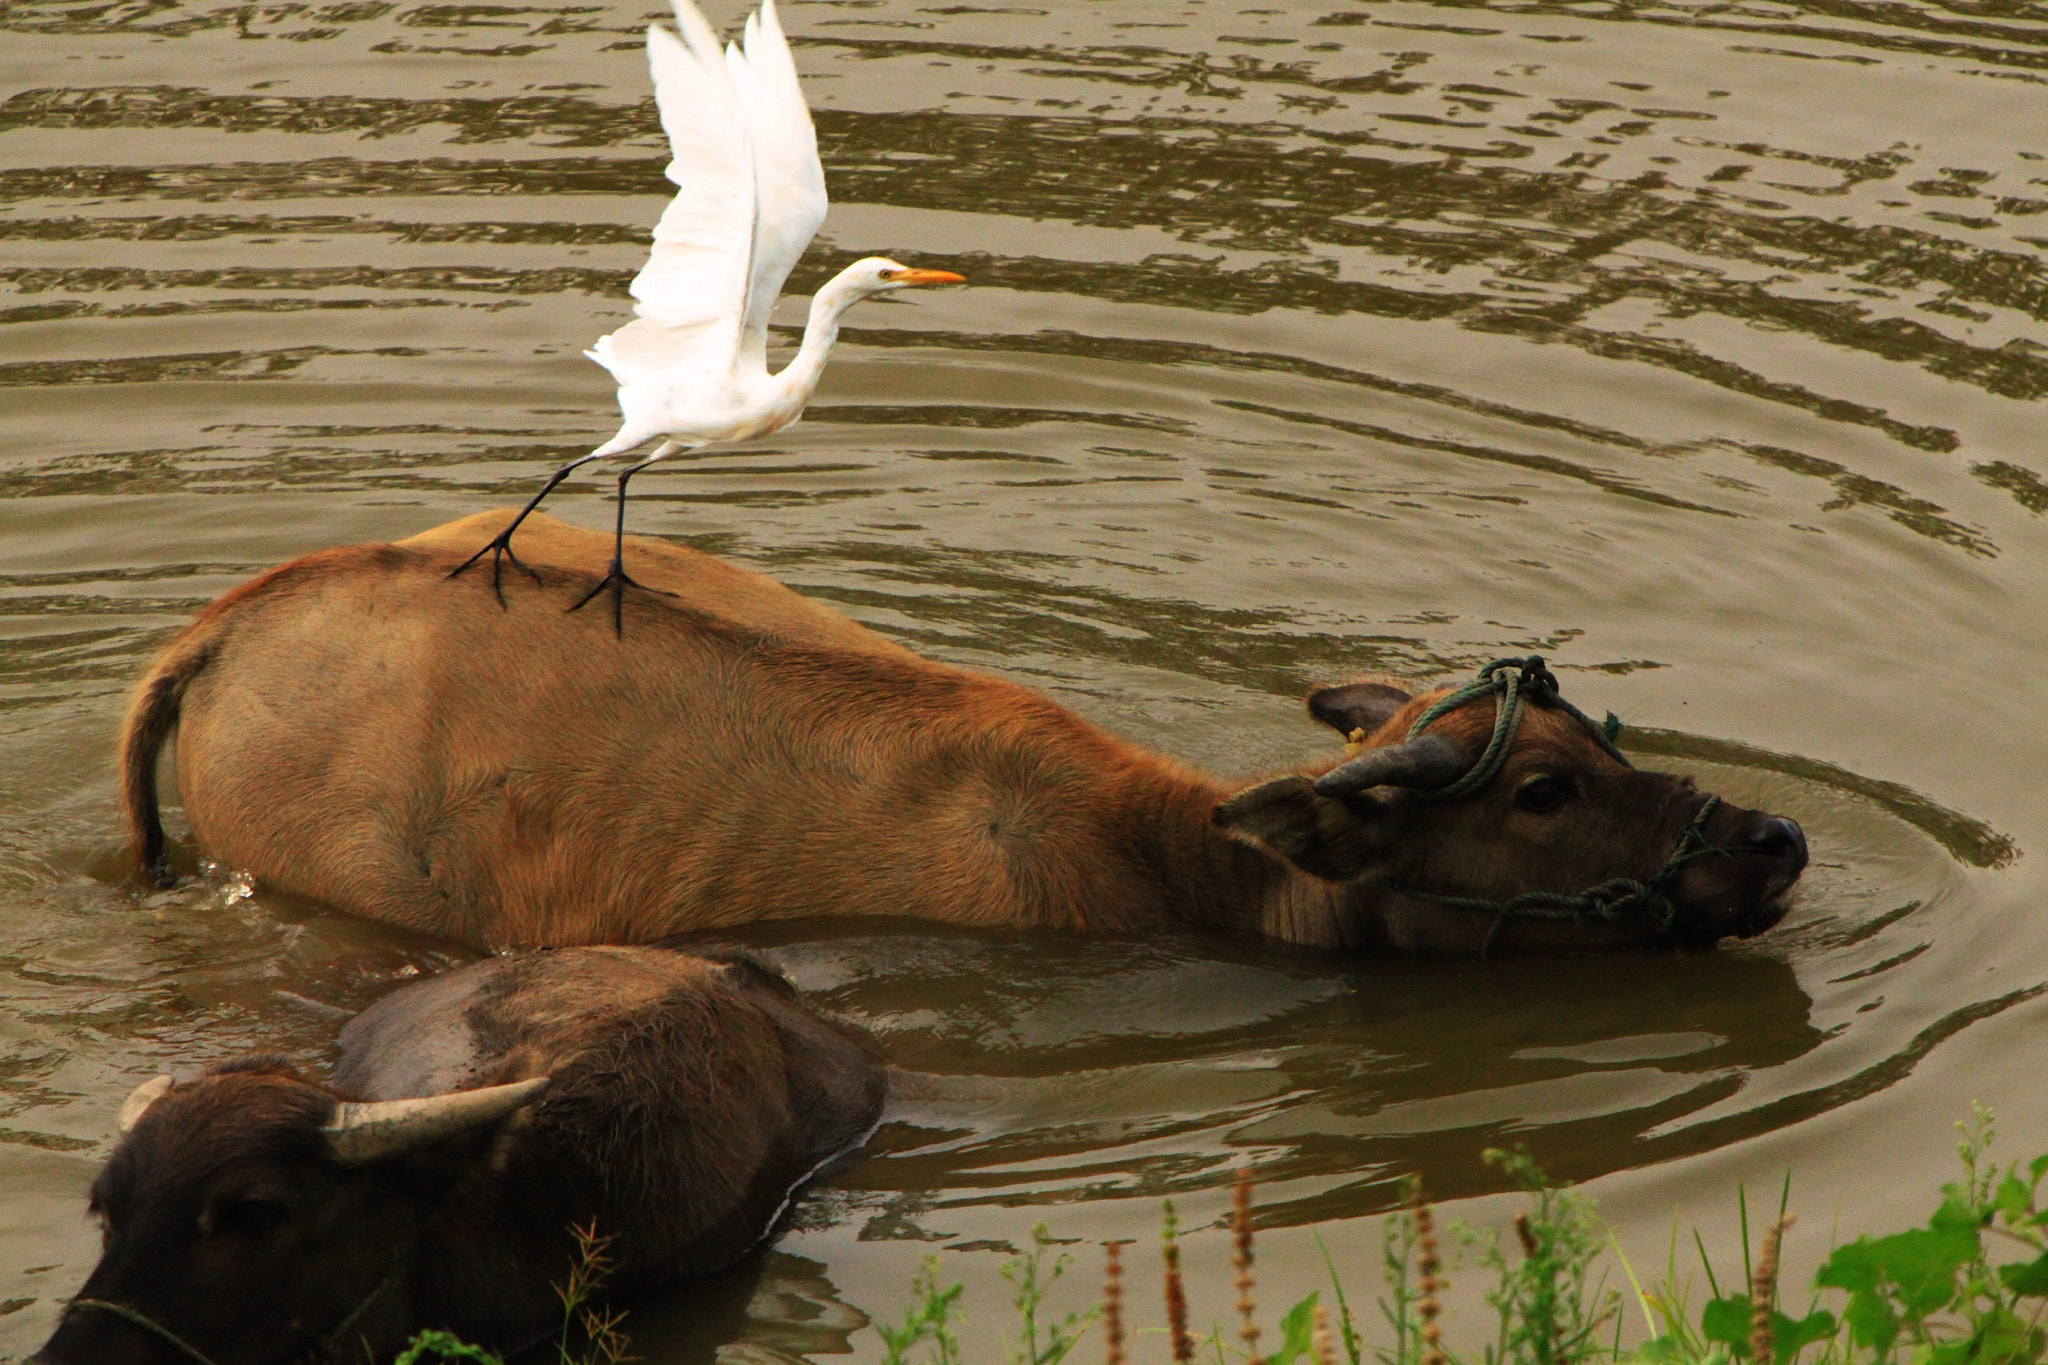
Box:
left=729, top=0, right=827, bottom=369
left=588, top=0, right=754, bottom=395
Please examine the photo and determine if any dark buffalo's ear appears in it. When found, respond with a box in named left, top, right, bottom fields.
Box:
left=1307, top=682, right=1412, bottom=739
left=1213, top=776, right=1386, bottom=881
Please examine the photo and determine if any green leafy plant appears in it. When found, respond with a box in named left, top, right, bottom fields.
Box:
left=879, top=1254, right=966, bottom=1365
left=555, top=1220, right=633, bottom=1365
left=393, top=1330, right=505, bottom=1365
left=1627, top=1107, right=2048, bottom=1365
left=1475, top=1148, right=1620, bottom=1365
left=401, top=1107, right=2048, bottom=1365
left=395, top=1220, right=631, bottom=1365
left=1266, top=1290, right=1326, bottom=1365
left=1685, top=1190, right=1833, bottom=1365
left=1315, top=1229, right=1366, bottom=1365
left=1005, top=1223, right=1098, bottom=1365
left=1356, top=1177, right=1449, bottom=1365
left=1807, top=1106, right=2048, bottom=1365
left=869, top=1112, right=2048, bottom=1365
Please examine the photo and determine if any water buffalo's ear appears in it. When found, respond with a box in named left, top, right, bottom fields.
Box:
left=1213, top=776, right=1385, bottom=881
left=1307, top=683, right=1412, bottom=739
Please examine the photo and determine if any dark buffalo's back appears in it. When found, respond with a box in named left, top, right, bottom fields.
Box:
left=335, top=945, right=885, bottom=1311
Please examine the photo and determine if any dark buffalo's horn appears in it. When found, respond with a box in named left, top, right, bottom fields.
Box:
left=116, top=1074, right=174, bottom=1134
left=322, top=1076, right=550, bottom=1165
left=1313, top=733, right=1469, bottom=796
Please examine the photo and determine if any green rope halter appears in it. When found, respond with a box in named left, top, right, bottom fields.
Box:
left=1381, top=655, right=1732, bottom=955
left=1403, top=655, right=1629, bottom=800
left=65, top=1191, right=418, bottom=1365
left=66, top=1299, right=221, bottom=1365
left=1391, top=795, right=1725, bottom=956
left=69, top=1256, right=404, bottom=1365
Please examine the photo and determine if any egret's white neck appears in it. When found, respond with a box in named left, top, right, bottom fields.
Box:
left=768, top=266, right=875, bottom=412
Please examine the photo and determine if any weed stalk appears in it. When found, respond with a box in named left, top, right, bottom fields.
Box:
left=1416, top=1188, right=1445, bottom=1365
left=1106, top=1240, right=1129, bottom=1365
left=1165, top=1199, right=1194, bottom=1364
left=1238, top=1171, right=1264, bottom=1365
left=1749, top=1216, right=1792, bottom=1365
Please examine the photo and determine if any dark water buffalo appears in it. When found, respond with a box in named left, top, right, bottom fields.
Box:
left=120, top=510, right=1805, bottom=954
left=32, top=946, right=884, bottom=1365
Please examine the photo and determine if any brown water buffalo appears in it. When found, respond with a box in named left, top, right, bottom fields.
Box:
left=119, top=509, right=1806, bottom=954
left=31, top=945, right=885, bottom=1365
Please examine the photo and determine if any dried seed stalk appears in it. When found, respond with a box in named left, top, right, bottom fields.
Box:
left=1415, top=1187, right=1445, bottom=1365
left=1105, top=1240, right=1128, bottom=1365
left=1236, top=1170, right=1262, bottom=1365
left=1164, top=1201, right=1193, bottom=1364
left=1313, top=1301, right=1338, bottom=1365
left=1750, top=1215, right=1794, bottom=1365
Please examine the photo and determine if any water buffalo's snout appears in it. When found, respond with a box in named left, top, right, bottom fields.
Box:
left=1667, top=800, right=1809, bottom=947
left=30, top=1311, right=158, bottom=1365
left=1736, top=814, right=1808, bottom=877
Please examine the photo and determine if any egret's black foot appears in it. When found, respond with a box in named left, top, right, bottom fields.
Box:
left=448, top=532, right=544, bottom=608
left=567, top=557, right=675, bottom=637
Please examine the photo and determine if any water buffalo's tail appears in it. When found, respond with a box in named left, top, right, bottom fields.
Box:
left=120, top=631, right=215, bottom=887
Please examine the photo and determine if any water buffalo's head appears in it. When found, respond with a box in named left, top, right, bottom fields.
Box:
left=32, top=1061, right=547, bottom=1365
left=1214, top=673, right=1807, bottom=953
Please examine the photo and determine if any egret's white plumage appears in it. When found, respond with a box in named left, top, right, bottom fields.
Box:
left=455, top=0, right=963, bottom=624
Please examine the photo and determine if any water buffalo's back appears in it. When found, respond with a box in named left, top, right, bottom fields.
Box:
left=165, top=511, right=943, bottom=942
left=160, top=508, right=1178, bottom=947
left=404, top=509, right=915, bottom=659
left=334, top=945, right=886, bottom=1286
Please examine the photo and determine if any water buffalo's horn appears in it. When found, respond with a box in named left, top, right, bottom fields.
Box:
left=322, top=1076, right=550, bottom=1166
left=116, top=1074, right=174, bottom=1133
left=1313, top=733, right=1469, bottom=796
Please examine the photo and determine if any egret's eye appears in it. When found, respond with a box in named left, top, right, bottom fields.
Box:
left=1514, top=775, right=1575, bottom=814
left=210, top=1196, right=288, bottom=1237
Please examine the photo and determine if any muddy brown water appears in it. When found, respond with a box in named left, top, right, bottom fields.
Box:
left=2, top=0, right=2047, bottom=1357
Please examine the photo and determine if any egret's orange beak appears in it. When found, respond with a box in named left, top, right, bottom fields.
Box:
left=892, top=269, right=966, bottom=286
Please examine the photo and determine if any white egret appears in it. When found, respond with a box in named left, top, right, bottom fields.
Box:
left=453, top=0, right=963, bottom=628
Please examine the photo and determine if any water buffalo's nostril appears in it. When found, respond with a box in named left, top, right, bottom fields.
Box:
left=1745, top=816, right=1808, bottom=871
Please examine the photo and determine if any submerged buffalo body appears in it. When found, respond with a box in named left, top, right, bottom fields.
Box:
left=33, top=946, right=884, bottom=1365
left=121, top=510, right=1806, bottom=954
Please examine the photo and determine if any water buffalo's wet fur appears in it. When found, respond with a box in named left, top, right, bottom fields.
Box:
left=32, top=946, right=885, bottom=1365
left=121, top=510, right=1806, bottom=955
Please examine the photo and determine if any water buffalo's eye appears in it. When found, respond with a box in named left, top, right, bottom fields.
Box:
left=212, top=1197, right=288, bottom=1236
left=1514, top=775, right=1574, bottom=814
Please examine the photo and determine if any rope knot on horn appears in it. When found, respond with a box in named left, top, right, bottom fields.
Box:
left=1400, top=655, right=1629, bottom=802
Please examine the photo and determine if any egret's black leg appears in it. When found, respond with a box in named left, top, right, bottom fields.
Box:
left=449, top=451, right=608, bottom=606
left=567, top=451, right=676, bottom=637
